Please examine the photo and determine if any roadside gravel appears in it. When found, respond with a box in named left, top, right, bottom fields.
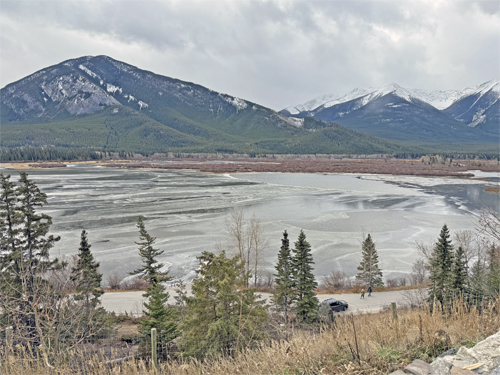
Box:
left=100, top=285, right=411, bottom=317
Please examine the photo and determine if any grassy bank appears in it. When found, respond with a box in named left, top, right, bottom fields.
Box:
left=2, top=297, right=499, bottom=375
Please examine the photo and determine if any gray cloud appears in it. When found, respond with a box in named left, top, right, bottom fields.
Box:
left=1, top=0, right=498, bottom=110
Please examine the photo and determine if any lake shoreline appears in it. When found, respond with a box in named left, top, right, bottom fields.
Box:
left=2, top=157, right=499, bottom=177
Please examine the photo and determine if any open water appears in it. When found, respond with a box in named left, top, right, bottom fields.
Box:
left=2, top=164, right=498, bottom=282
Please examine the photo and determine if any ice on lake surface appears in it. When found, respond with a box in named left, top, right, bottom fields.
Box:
left=6, top=166, right=499, bottom=281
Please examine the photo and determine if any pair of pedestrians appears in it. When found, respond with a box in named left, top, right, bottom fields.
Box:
left=360, top=286, right=372, bottom=298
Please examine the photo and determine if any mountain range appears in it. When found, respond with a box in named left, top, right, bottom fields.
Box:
left=1, top=55, right=498, bottom=157
left=281, top=81, right=499, bottom=144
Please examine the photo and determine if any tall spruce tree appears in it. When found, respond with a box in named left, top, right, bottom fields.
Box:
left=71, top=230, right=104, bottom=311
left=291, top=230, right=319, bottom=323
left=469, top=260, right=486, bottom=306
left=180, top=251, right=267, bottom=357
left=129, top=216, right=177, bottom=345
left=0, top=172, right=61, bottom=347
left=0, top=173, right=24, bottom=329
left=273, top=230, right=294, bottom=324
left=17, top=172, right=61, bottom=287
left=0, top=174, right=23, bottom=293
left=356, top=234, right=384, bottom=288
left=486, top=245, right=500, bottom=296
left=428, top=224, right=455, bottom=305
left=0, top=173, right=22, bottom=259
left=451, top=246, right=468, bottom=298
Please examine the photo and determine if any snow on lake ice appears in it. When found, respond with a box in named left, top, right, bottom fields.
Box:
left=7, top=166, right=498, bottom=283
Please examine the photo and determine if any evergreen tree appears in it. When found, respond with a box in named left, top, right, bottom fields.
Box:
left=291, top=230, right=319, bottom=323
left=469, top=260, right=486, bottom=306
left=17, top=172, right=61, bottom=286
left=356, top=234, right=384, bottom=288
left=180, top=251, right=267, bottom=357
left=129, top=216, right=177, bottom=346
left=272, top=230, right=294, bottom=324
left=0, top=173, right=22, bottom=258
left=451, top=246, right=468, bottom=298
left=130, top=216, right=171, bottom=292
left=0, top=172, right=61, bottom=348
left=428, top=224, right=455, bottom=305
left=486, top=245, right=500, bottom=296
left=71, top=230, right=104, bottom=311
left=0, top=174, right=24, bottom=318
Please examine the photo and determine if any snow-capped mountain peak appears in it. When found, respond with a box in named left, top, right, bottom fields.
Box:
left=283, top=83, right=416, bottom=115
left=372, top=83, right=413, bottom=102
left=469, top=79, right=499, bottom=96
left=283, top=80, right=499, bottom=115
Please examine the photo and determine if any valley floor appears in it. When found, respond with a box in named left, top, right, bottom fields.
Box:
left=2, top=156, right=499, bottom=177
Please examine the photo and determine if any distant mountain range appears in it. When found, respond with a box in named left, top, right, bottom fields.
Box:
left=0, top=56, right=405, bottom=155
left=1, top=56, right=498, bottom=157
left=281, top=81, right=499, bottom=143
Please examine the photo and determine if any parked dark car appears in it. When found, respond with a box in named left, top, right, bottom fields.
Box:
left=321, top=298, right=348, bottom=312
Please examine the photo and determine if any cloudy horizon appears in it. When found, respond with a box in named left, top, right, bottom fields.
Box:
left=1, top=0, right=498, bottom=111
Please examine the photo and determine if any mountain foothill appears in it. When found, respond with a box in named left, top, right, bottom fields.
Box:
left=1, top=55, right=498, bottom=156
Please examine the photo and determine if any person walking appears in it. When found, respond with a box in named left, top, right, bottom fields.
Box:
left=360, top=289, right=365, bottom=298
left=368, top=286, right=372, bottom=297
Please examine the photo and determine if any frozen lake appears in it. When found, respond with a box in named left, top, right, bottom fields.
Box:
left=2, top=165, right=498, bottom=283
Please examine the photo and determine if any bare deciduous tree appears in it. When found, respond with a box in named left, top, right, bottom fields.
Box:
left=454, top=230, right=479, bottom=267
left=409, top=258, right=428, bottom=285
left=477, top=208, right=500, bottom=245
left=225, top=208, right=269, bottom=287
left=1, top=263, right=106, bottom=359
left=321, top=270, right=352, bottom=291
left=247, top=217, right=269, bottom=287
left=105, top=272, right=123, bottom=290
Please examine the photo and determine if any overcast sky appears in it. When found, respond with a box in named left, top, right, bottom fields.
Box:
left=1, top=0, right=499, bottom=110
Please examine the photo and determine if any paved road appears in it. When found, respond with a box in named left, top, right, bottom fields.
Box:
left=101, top=285, right=411, bottom=317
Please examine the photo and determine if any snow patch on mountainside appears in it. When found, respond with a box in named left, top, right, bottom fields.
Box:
left=277, top=113, right=304, bottom=128
left=78, top=65, right=100, bottom=80
left=40, top=74, right=120, bottom=115
left=106, top=84, right=122, bottom=94
left=407, top=88, right=468, bottom=109
left=220, top=94, right=248, bottom=111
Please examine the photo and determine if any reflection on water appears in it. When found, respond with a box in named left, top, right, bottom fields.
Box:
left=3, top=166, right=497, bottom=281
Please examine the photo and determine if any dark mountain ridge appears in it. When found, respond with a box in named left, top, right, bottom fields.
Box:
left=0, top=55, right=406, bottom=155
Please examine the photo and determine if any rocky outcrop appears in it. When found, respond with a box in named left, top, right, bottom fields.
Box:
left=389, top=330, right=500, bottom=375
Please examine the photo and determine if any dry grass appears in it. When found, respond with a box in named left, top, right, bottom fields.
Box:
left=485, top=186, right=500, bottom=194
left=2, top=298, right=499, bottom=375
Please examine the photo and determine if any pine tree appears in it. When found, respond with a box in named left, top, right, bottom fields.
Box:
left=180, top=251, right=267, bottom=357
left=129, top=216, right=177, bottom=346
left=273, top=230, right=294, bottom=324
left=291, top=230, right=319, bottom=323
left=451, top=246, right=468, bottom=298
left=71, top=230, right=104, bottom=311
left=428, top=224, right=455, bottom=305
left=356, top=234, right=384, bottom=288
